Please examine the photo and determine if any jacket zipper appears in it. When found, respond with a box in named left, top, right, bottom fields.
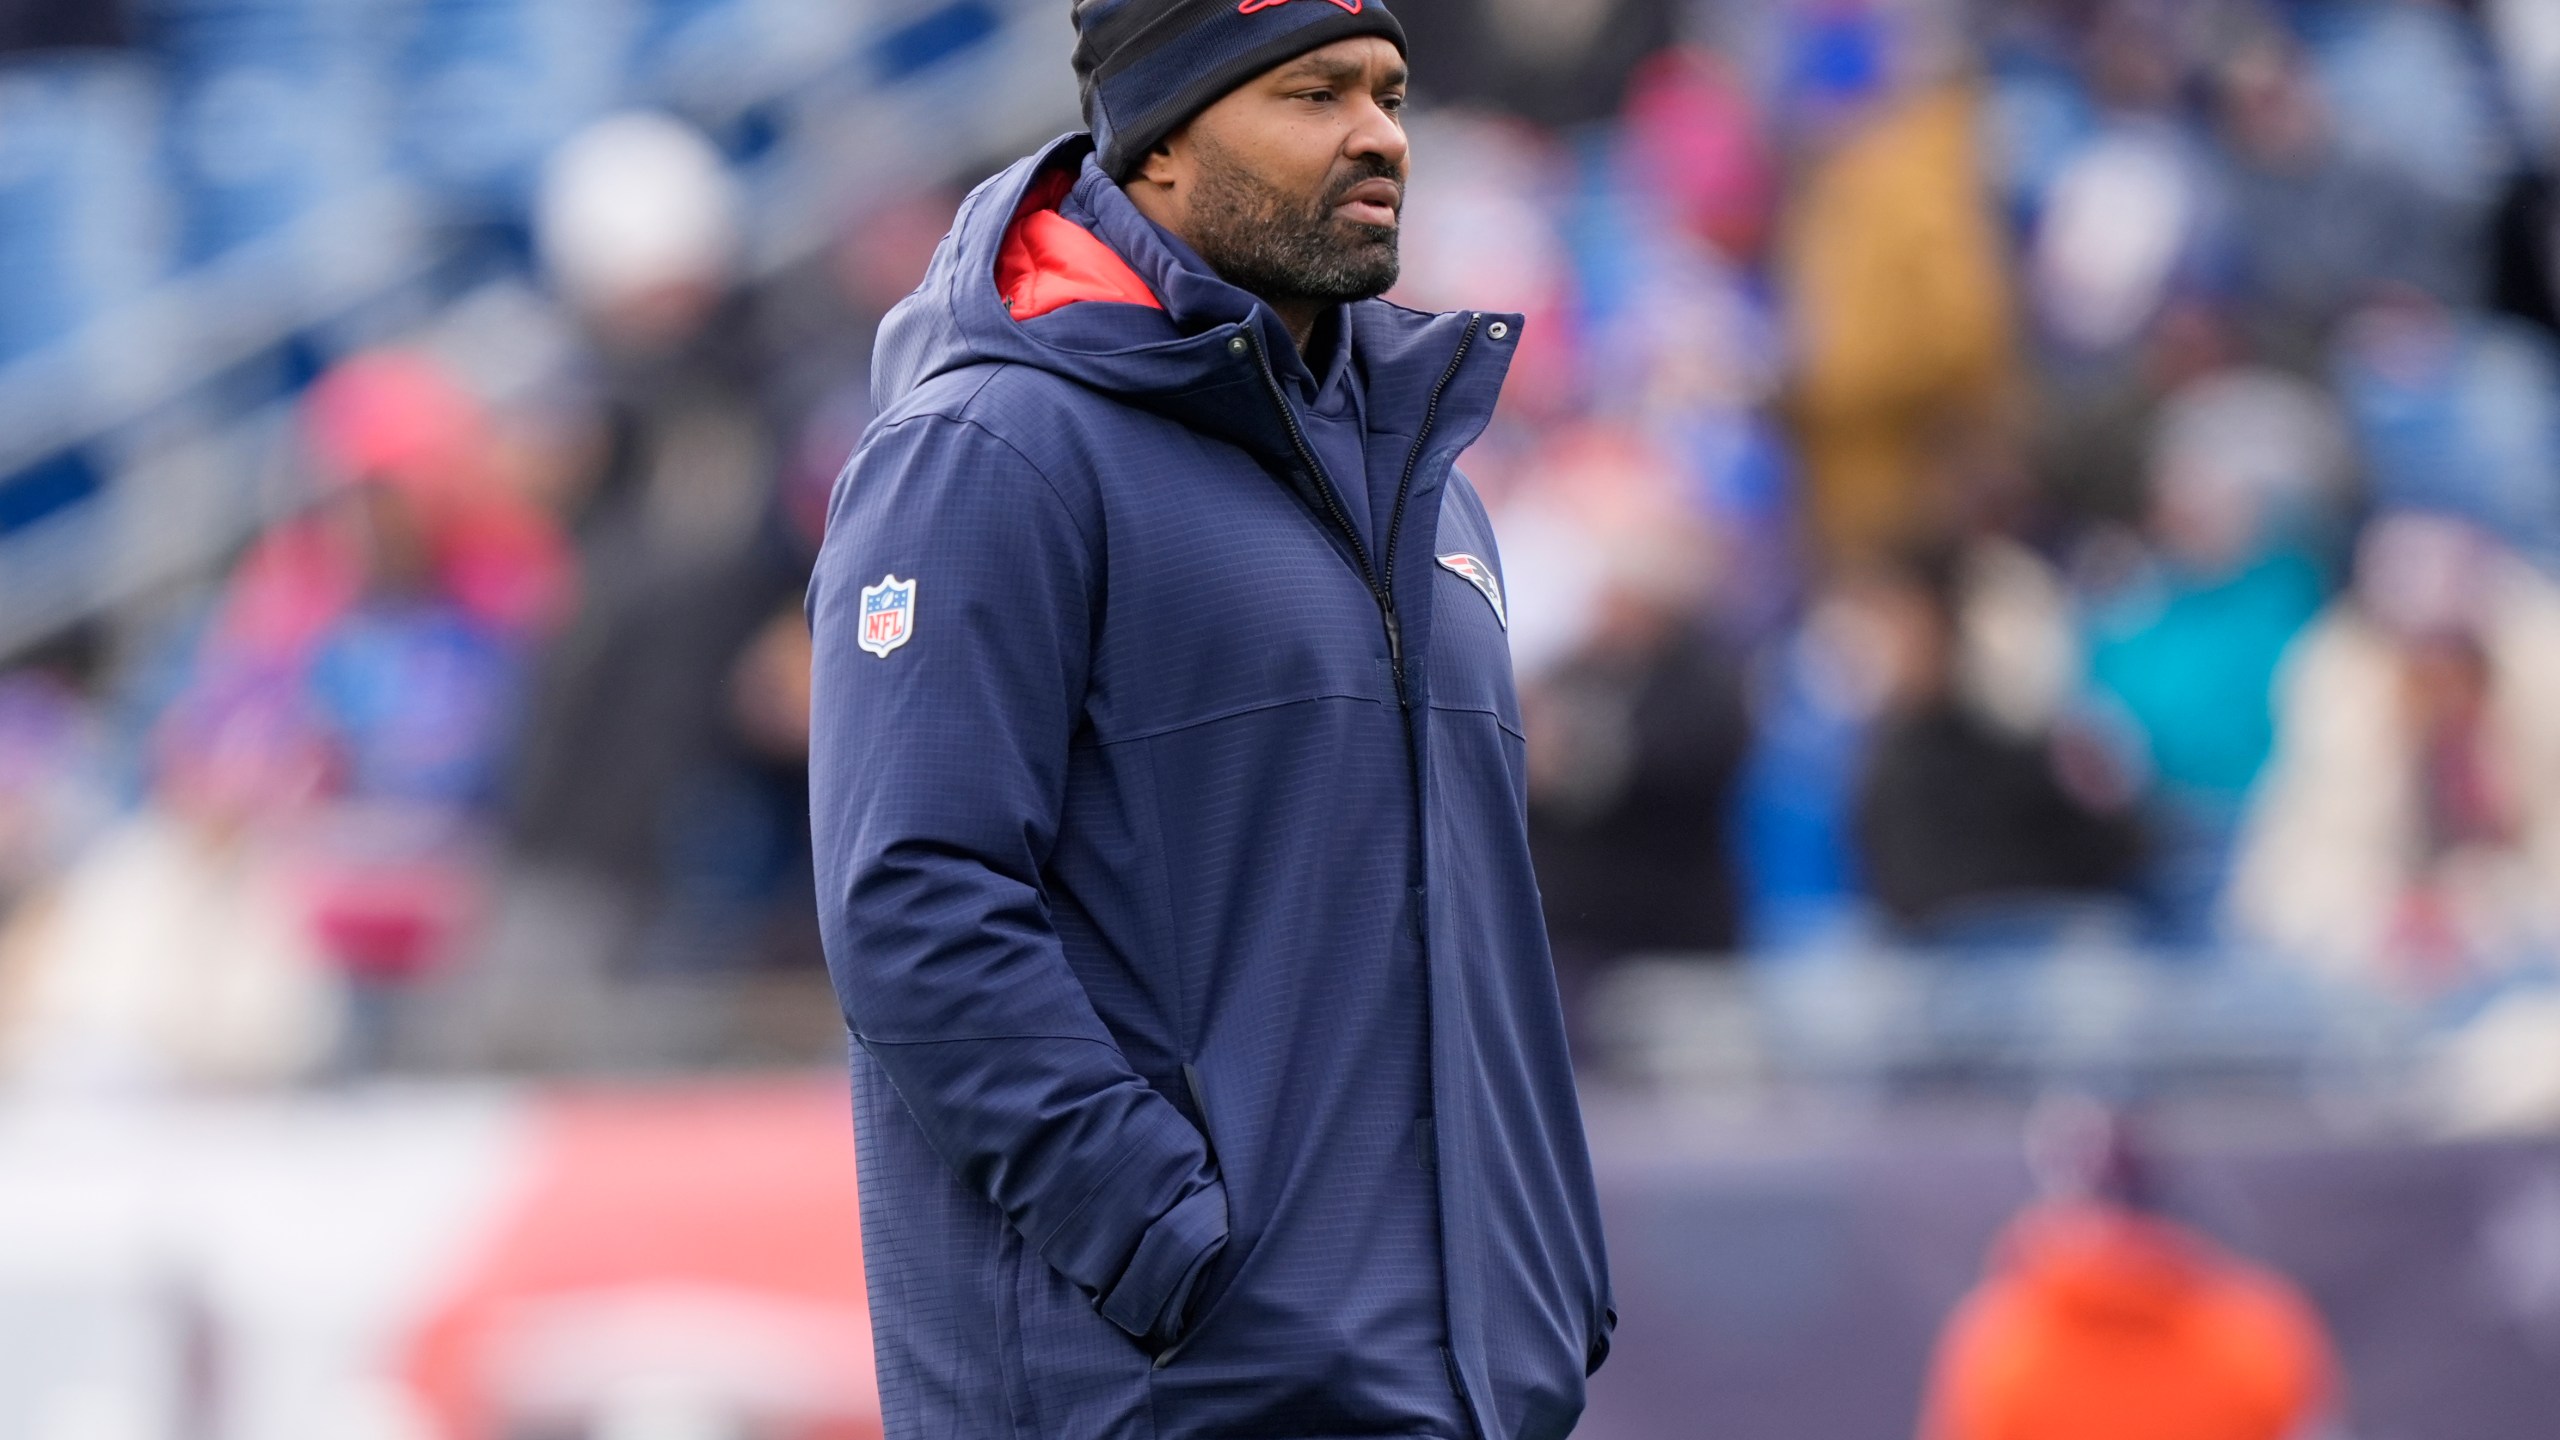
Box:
left=1391, top=318, right=1484, bottom=1440
left=1241, top=315, right=1481, bottom=709
left=1244, top=317, right=1488, bottom=1439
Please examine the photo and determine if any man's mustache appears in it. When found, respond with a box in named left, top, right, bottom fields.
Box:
left=1322, top=157, right=1406, bottom=216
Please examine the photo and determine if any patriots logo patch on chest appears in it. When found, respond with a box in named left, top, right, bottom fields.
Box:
left=1436, top=552, right=1505, bottom=630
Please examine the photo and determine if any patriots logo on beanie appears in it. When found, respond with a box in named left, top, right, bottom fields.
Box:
left=1071, top=0, right=1407, bottom=181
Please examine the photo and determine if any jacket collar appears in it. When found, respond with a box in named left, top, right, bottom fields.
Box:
left=884, top=133, right=1518, bottom=474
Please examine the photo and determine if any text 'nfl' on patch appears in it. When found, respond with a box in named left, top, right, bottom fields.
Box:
left=859, top=574, right=917, bottom=657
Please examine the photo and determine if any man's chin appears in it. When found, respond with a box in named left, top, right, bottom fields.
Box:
left=1324, top=226, right=1400, bottom=288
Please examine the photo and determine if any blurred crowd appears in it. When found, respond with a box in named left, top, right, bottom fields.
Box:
left=0, top=95, right=873, bottom=1086
left=1429, top=0, right=2560, bottom=1051
left=5, top=0, right=2560, bottom=1105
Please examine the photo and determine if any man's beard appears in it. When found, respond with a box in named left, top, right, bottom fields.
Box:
left=1182, top=133, right=1401, bottom=309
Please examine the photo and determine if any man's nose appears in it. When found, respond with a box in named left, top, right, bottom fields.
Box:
left=1345, top=96, right=1409, bottom=171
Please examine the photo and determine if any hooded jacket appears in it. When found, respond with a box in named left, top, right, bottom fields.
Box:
left=808, top=135, right=1613, bottom=1440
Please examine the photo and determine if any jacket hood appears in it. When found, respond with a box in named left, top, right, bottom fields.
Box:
left=871, top=133, right=1520, bottom=470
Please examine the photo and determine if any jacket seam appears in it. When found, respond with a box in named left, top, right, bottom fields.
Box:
left=1035, top=1140, right=1154, bottom=1273
left=952, top=378, right=1107, bottom=554
left=1092, top=691, right=1392, bottom=748
left=997, top=1231, right=1035, bottom=1440
left=872, top=393, right=1102, bottom=555
left=855, top=1029, right=1135, bottom=1049
left=1136, top=739, right=1200, bottom=1052
left=1424, top=700, right=1526, bottom=740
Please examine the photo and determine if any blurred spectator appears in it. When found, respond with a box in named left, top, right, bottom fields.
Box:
left=1730, top=595, right=1873, bottom=946
left=2024, top=2, right=2213, bottom=359
left=1573, top=90, right=1800, bottom=635
left=241, top=351, right=567, bottom=1059
left=1920, top=1099, right=2340, bottom=1440
left=2027, top=294, right=2235, bottom=548
left=2230, top=512, right=2560, bottom=990
left=0, top=632, right=114, bottom=1068
left=4, top=673, right=341, bottom=1088
left=2494, top=0, right=2560, bottom=159
left=2485, top=159, right=2560, bottom=341
left=1850, top=543, right=2141, bottom=940
left=534, top=112, right=744, bottom=373
left=1526, top=509, right=1749, bottom=1015
left=1617, top=47, right=1776, bottom=266
left=506, top=111, right=821, bottom=997
left=2211, top=32, right=2467, bottom=363
left=2484, top=0, right=2560, bottom=345
left=2027, top=120, right=2205, bottom=358
left=2311, top=0, right=2511, bottom=246
left=2082, top=368, right=2344, bottom=939
left=1391, top=0, right=1677, bottom=125
left=0, top=630, right=111, bottom=918
left=6, top=349, right=569, bottom=1083
left=1782, top=77, right=2017, bottom=562
left=1734, top=490, right=2085, bottom=947
left=2331, top=289, right=2560, bottom=562
left=1393, top=111, right=1579, bottom=422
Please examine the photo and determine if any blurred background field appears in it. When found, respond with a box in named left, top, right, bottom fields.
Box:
left=5, top=0, right=2560, bottom=1437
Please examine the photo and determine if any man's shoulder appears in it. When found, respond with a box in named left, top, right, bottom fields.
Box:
left=870, top=360, right=1150, bottom=475
left=853, top=363, right=1140, bottom=544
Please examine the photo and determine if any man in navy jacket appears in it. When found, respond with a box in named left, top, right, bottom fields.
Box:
left=808, top=1, right=1613, bottom=1434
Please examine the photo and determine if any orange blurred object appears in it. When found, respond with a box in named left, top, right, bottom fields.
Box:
left=404, top=1078, right=880, bottom=1440
left=1920, top=1203, right=2336, bottom=1440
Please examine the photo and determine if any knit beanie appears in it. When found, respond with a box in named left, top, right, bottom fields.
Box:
left=1072, top=0, right=1408, bottom=181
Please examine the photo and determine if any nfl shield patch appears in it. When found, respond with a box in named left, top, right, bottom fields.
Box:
left=1436, top=552, right=1506, bottom=630
left=858, top=574, right=917, bottom=657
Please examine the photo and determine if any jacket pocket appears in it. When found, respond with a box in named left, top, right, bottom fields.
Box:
left=1148, top=1231, right=1247, bottom=1369
left=1008, top=1225, right=1163, bottom=1438
left=1151, top=1064, right=1247, bottom=1368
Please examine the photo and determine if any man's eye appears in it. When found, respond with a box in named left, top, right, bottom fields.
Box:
left=1380, top=93, right=1405, bottom=112
left=1298, top=89, right=1335, bottom=103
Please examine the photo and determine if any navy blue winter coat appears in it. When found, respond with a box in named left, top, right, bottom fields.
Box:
left=809, top=135, right=1613, bottom=1440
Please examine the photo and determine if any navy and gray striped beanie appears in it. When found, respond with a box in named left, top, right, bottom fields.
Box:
left=1072, top=0, right=1407, bottom=181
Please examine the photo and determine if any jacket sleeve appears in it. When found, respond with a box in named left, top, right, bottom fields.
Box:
left=808, top=410, right=1226, bottom=1347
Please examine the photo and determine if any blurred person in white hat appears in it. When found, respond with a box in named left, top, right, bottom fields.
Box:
left=537, top=111, right=744, bottom=358
left=503, top=109, right=828, bottom=1006
left=2230, top=510, right=2560, bottom=988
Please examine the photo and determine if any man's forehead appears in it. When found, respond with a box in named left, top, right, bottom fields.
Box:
left=1265, top=36, right=1406, bottom=85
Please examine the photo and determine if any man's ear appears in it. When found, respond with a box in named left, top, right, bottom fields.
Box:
left=1132, top=134, right=1183, bottom=191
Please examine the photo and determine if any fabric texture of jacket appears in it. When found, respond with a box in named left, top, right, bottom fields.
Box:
left=807, top=134, right=1613, bottom=1440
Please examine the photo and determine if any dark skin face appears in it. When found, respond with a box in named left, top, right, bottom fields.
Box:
left=1125, top=37, right=1410, bottom=351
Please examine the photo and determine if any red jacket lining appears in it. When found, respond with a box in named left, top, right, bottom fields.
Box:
left=995, top=169, right=1163, bottom=321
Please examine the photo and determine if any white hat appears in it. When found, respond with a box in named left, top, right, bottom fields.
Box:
left=535, top=111, right=741, bottom=312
